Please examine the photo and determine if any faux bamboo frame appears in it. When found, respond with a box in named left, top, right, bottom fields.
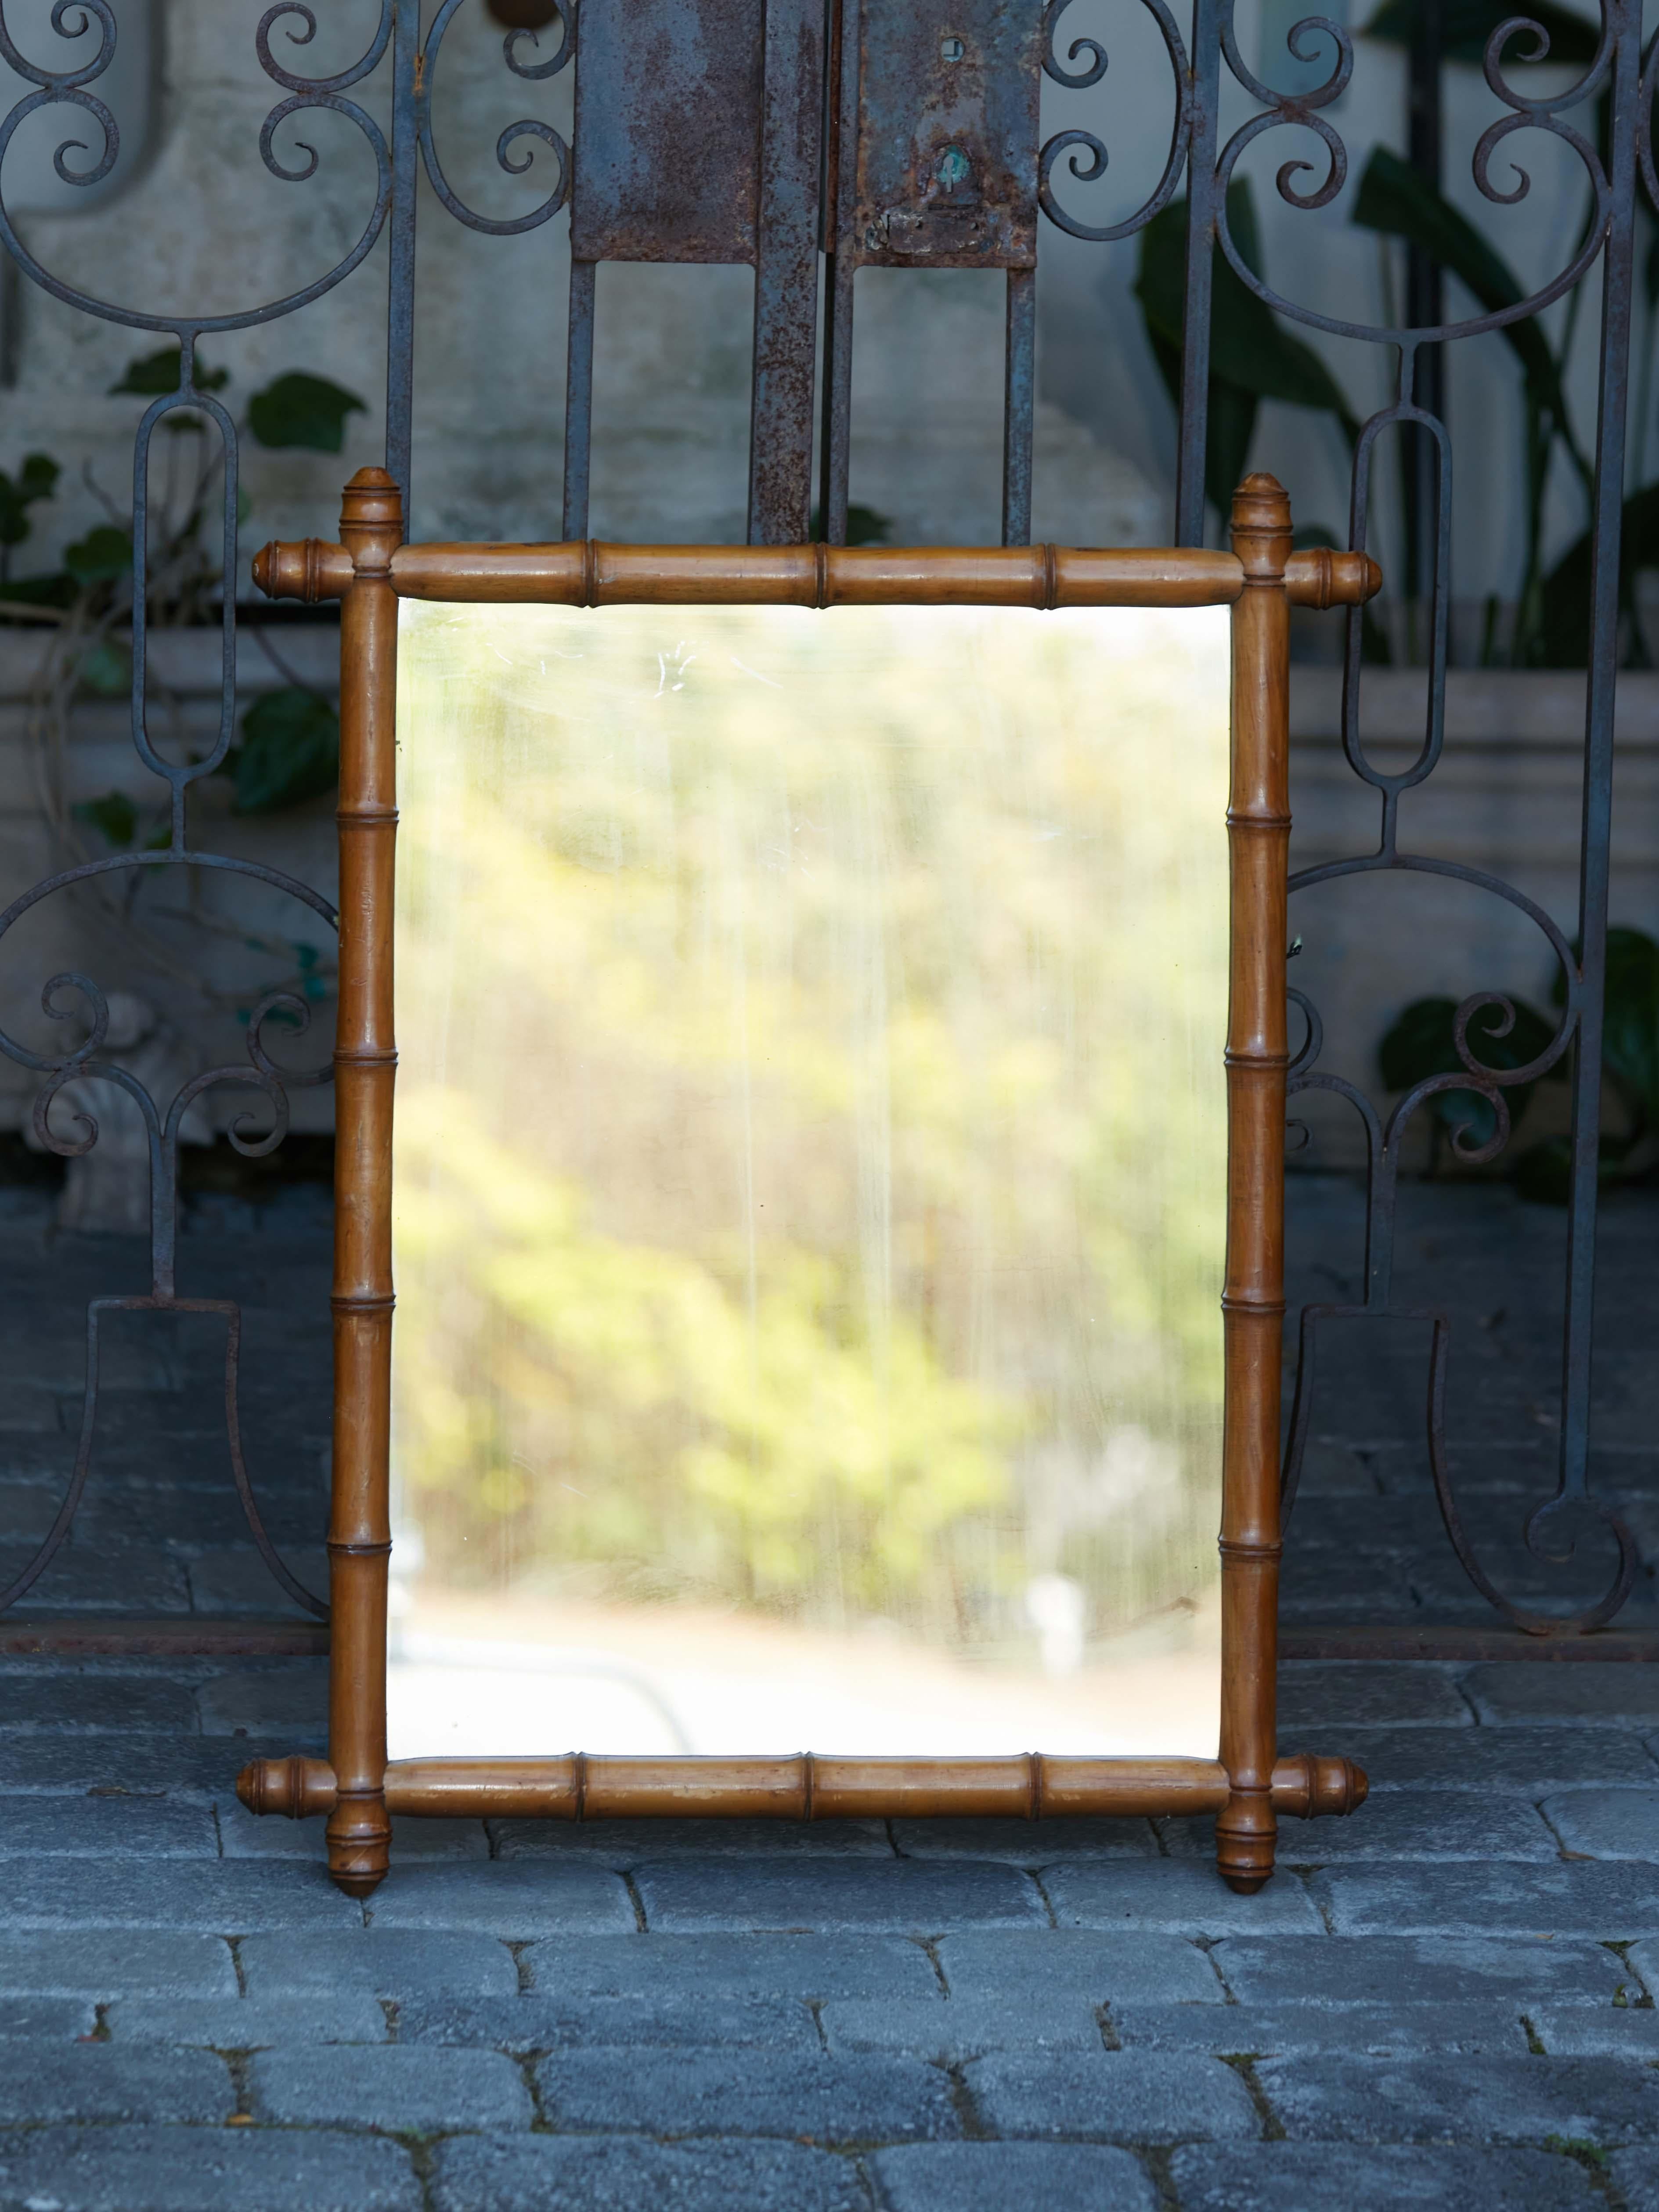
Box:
left=240, top=468, right=1380, bottom=1897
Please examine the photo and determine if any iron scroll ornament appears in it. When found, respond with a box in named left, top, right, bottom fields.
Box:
left=0, top=0, right=568, bottom=1617
left=0, top=0, right=1649, bottom=1634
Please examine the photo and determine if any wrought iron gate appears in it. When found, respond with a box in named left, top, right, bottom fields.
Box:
left=0, top=0, right=1650, bottom=1650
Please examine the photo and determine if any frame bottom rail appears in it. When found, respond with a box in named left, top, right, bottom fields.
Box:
left=238, top=1749, right=1367, bottom=1824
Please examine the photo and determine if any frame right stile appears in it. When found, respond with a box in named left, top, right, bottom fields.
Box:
left=238, top=470, right=1381, bottom=1896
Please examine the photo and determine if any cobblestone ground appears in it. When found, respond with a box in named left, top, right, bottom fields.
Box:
left=0, top=1175, right=1655, bottom=2210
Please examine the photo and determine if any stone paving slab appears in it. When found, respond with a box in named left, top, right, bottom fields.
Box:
left=1166, top=2143, right=1602, bottom=2209
left=1161, top=1797, right=1560, bottom=1862
left=493, top=1816, right=895, bottom=1861
left=0, top=2045, right=231, bottom=2124
left=0, top=2125, right=422, bottom=2212
left=1210, top=1935, right=1633, bottom=2007
left=0, top=1734, right=304, bottom=1800
left=521, top=1932, right=943, bottom=2001
left=819, top=1995, right=1105, bottom=2059
left=1312, top=1860, right=1659, bottom=1937
left=869, top=2142, right=1157, bottom=2211
left=890, top=1817, right=1157, bottom=1863
left=394, top=1989, right=821, bottom=2051
left=248, top=2043, right=535, bottom=2131
left=238, top=1928, right=517, bottom=1999
left=0, top=1792, right=218, bottom=1858
left=933, top=1930, right=1223, bottom=2004
left=0, top=1931, right=237, bottom=1998
left=1528, top=2006, right=1659, bottom=2055
left=0, top=1673, right=201, bottom=1734
left=0, top=1858, right=362, bottom=1931
left=1042, top=1862, right=1324, bottom=1934
left=1255, top=2052, right=1659, bottom=2143
left=1464, top=1665, right=1659, bottom=1726
left=104, top=1994, right=390, bottom=2046
left=1543, top=1789, right=1659, bottom=1860
left=534, top=2048, right=960, bottom=2143
left=963, top=2050, right=1261, bottom=2141
left=0, top=1995, right=96, bottom=2038
left=1614, top=2147, right=1659, bottom=2211
left=1274, top=1663, right=1472, bottom=1731
left=631, top=1858, right=1048, bottom=1934
left=362, top=1860, right=635, bottom=1936
left=1107, top=1999, right=1532, bottom=2054
left=428, top=2136, right=869, bottom=2212
left=1324, top=1725, right=1659, bottom=1791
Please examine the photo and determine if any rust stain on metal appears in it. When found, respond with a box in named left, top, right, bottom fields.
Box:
left=571, top=0, right=766, bottom=264
left=850, top=0, right=1042, bottom=269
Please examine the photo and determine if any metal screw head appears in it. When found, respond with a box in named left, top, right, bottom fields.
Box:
left=940, top=35, right=965, bottom=61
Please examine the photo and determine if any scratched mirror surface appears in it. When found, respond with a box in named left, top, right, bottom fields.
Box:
left=388, top=597, right=1230, bottom=1761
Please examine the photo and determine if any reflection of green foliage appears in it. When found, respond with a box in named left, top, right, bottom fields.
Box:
left=393, top=605, right=1229, bottom=1635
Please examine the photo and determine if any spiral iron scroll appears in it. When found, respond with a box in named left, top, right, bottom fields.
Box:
left=0, top=0, right=566, bottom=1617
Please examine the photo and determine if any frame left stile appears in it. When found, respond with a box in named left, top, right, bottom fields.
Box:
left=237, top=469, right=1379, bottom=1895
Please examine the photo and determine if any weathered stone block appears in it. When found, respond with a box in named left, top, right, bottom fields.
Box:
left=1212, top=1934, right=1630, bottom=2007
left=522, top=1932, right=941, bottom=2003
left=631, top=1858, right=1047, bottom=1935
left=429, top=2135, right=867, bottom=2212
left=1464, top=1665, right=1659, bottom=1728
left=1109, top=2000, right=1529, bottom=2054
left=963, top=2050, right=1260, bottom=2141
left=935, top=1930, right=1222, bottom=2004
left=1043, top=1862, right=1324, bottom=1935
left=396, top=1991, right=819, bottom=2051
left=104, top=1994, right=389, bottom=2046
left=0, top=2045, right=231, bottom=2124
left=0, top=1794, right=218, bottom=1859
left=1312, top=1861, right=1659, bottom=1938
left=869, top=2142, right=1157, bottom=2211
left=1543, top=1790, right=1659, bottom=1861
left=0, top=1930, right=236, bottom=1998
left=534, top=2048, right=959, bottom=2143
left=1529, top=2006, right=1659, bottom=2055
left=1257, top=2053, right=1659, bottom=2142
left=0, top=1858, right=361, bottom=1931
left=493, top=1818, right=892, bottom=1861
left=0, top=2125, right=421, bottom=2212
left=1330, top=1727, right=1658, bottom=1793
left=248, top=2045, right=534, bottom=2131
left=1168, top=2143, right=1600, bottom=2209
left=1275, top=1663, right=1472, bottom=1733
left=820, top=1995, right=1104, bottom=2059
left=890, top=1819, right=1157, bottom=1863
left=363, top=1861, right=635, bottom=1938
left=1161, top=1798, right=1557, bottom=1863
left=238, top=1929, right=517, bottom=2000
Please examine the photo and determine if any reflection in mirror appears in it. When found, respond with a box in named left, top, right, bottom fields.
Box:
left=388, top=599, right=1230, bottom=1760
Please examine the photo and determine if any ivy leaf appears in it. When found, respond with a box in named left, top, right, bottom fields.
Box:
left=73, top=790, right=137, bottom=848
left=76, top=640, right=133, bottom=696
left=0, top=451, right=60, bottom=548
left=246, top=373, right=368, bottom=454
left=109, top=347, right=229, bottom=397
left=230, top=687, right=340, bottom=812
left=1537, top=479, right=1659, bottom=668
left=62, top=526, right=133, bottom=587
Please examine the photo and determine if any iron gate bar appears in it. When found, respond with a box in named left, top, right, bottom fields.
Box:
left=0, top=0, right=1650, bottom=1653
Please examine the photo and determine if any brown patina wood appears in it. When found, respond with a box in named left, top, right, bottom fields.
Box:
left=241, top=468, right=1379, bottom=1897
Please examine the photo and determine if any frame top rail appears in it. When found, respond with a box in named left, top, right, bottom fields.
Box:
left=252, top=531, right=1380, bottom=613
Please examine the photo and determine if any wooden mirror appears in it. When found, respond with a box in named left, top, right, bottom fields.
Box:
left=239, top=472, right=1377, bottom=1895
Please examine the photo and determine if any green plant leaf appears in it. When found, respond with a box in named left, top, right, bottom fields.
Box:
left=0, top=572, right=77, bottom=610
left=1546, top=924, right=1659, bottom=1123
left=76, top=640, right=133, bottom=697
left=62, top=526, right=132, bottom=587
left=1537, top=479, right=1659, bottom=668
left=1353, top=148, right=1576, bottom=460
left=1136, top=182, right=1360, bottom=518
left=246, top=372, right=367, bottom=454
left=73, top=790, right=137, bottom=848
left=809, top=502, right=892, bottom=546
left=1377, top=992, right=1556, bottom=1148
left=0, top=451, right=60, bottom=549
left=1361, top=0, right=1598, bottom=66
left=109, top=346, right=228, bottom=397
left=231, top=687, right=339, bottom=812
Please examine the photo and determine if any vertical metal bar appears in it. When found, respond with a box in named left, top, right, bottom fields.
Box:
left=563, top=259, right=596, bottom=543
left=818, top=0, right=859, bottom=544
left=1175, top=0, right=1221, bottom=545
left=1002, top=265, right=1035, bottom=546
left=1404, top=0, right=1443, bottom=630
left=383, top=0, right=420, bottom=514
left=1558, top=0, right=1641, bottom=1510
left=749, top=0, right=824, bottom=544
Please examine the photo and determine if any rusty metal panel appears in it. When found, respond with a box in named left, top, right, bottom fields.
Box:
left=571, top=0, right=765, bottom=264
left=849, top=1, right=1042, bottom=269
left=749, top=0, right=825, bottom=541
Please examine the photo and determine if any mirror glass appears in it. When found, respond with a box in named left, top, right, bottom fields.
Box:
left=388, top=596, right=1230, bottom=1761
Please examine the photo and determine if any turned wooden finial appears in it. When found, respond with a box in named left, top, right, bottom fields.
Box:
left=338, top=465, right=404, bottom=578
left=250, top=537, right=352, bottom=603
